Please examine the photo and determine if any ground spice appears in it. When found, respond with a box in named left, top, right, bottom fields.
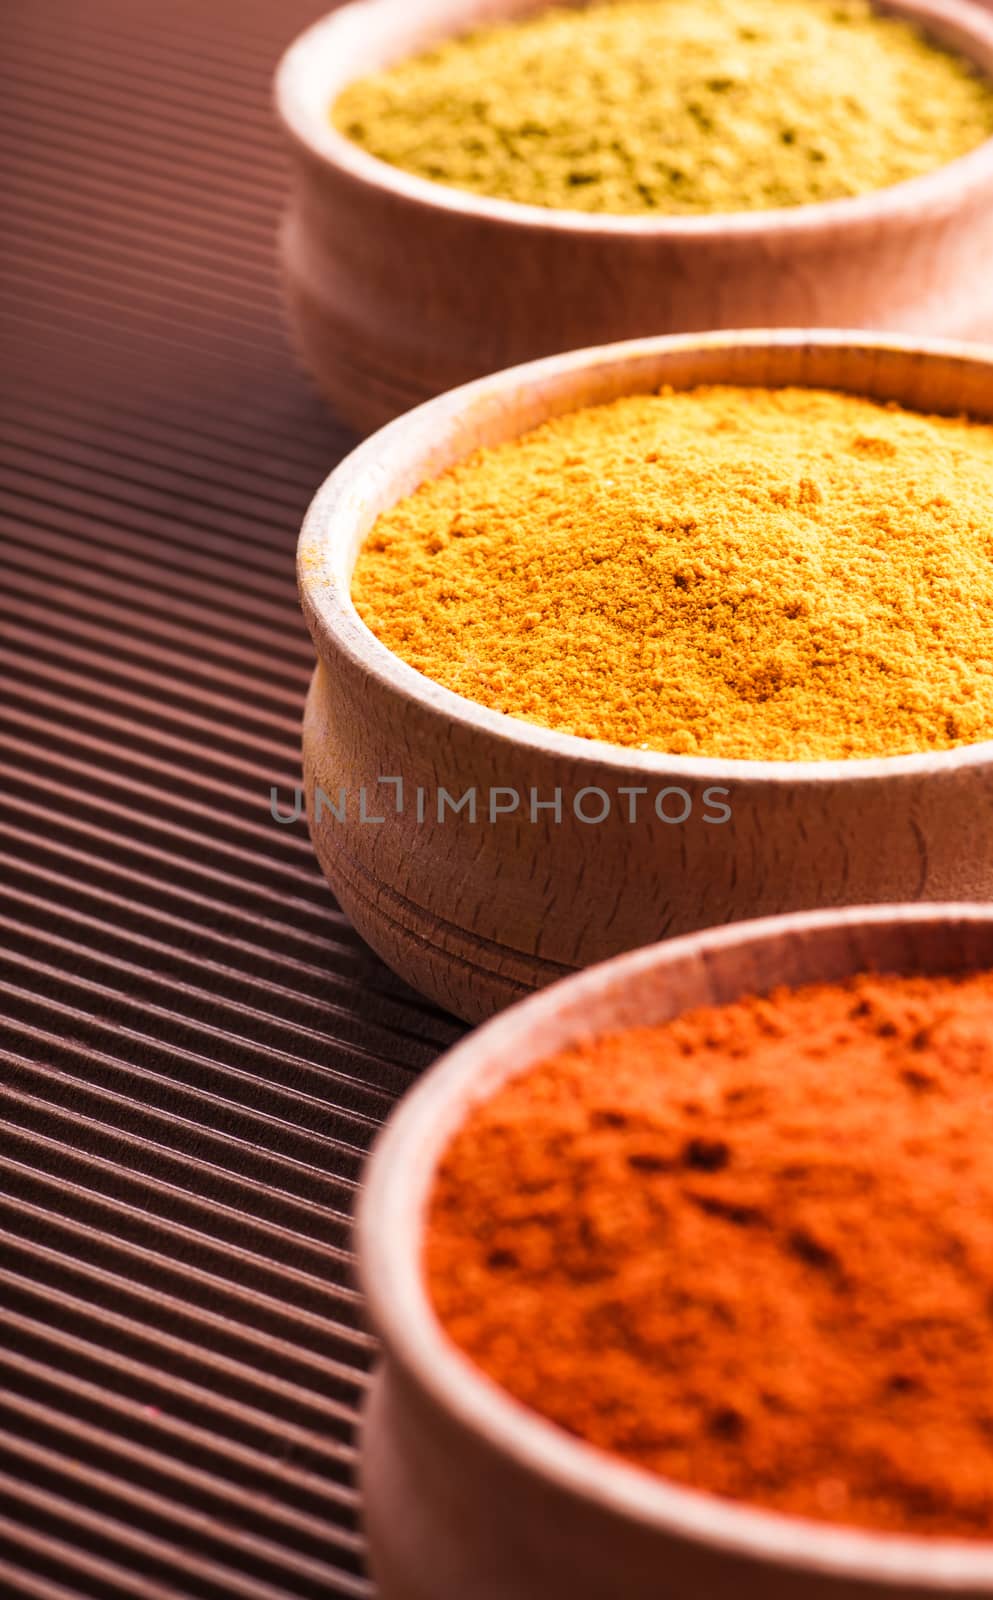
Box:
left=351, top=384, right=993, bottom=762
left=332, top=0, right=993, bottom=215
left=425, top=970, right=993, bottom=1537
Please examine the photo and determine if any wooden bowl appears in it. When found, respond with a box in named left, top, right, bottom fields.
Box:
left=356, top=902, right=993, bottom=1600
left=297, top=329, right=993, bottom=1024
left=274, top=0, right=993, bottom=434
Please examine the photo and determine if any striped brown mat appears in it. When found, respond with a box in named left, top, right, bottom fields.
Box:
left=1, top=3, right=463, bottom=1594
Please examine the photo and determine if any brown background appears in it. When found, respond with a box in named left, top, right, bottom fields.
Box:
left=0, top=2, right=464, bottom=1594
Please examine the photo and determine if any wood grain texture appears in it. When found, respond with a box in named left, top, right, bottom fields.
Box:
left=274, top=0, right=993, bottom=434
left=297, top=330, right=993, bottom=1024
left=356, top=904, right=993, bottom=1599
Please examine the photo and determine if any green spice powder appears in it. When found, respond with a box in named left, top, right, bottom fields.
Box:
left=332, top=0, right=993, bottom=215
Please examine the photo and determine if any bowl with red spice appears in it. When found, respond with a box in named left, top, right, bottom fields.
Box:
left=357, top=903, right=993, bottom=1598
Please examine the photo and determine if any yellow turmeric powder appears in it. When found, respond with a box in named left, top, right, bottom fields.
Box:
left=332, top=0, right=993, bottom=216
left=350, top=385, right=993, bottom=762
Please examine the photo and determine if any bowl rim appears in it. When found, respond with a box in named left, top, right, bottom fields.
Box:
left=273, top=0, right=993, bottom=236
left=296, top=326, right=993, bottom=785
left=356, top=901, right=993, bottom=1589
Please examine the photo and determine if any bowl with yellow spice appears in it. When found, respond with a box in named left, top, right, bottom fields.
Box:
left=356, top=901, right=993, bottom=1599
left=297, top=329, right=993, bottom=1022
left=275, top=0, right=993, bottom=433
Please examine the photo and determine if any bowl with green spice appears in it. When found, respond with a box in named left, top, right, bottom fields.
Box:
left=275, top=0, right=993, bottom=433
left=297, top=329, right=993, bottom=1022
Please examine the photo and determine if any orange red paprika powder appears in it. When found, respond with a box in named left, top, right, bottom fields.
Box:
left=425, top=970, right=993, bottom=1536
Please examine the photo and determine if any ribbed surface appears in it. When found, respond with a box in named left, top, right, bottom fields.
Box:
left=1, top=3, right=462, bottom=1594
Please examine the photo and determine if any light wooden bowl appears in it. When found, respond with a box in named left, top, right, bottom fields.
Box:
left=274, top=0, right=993, bottom=434
left=357, top=902, right=993, bottom=1600
left=297, top=329, right=993, bottom=1024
